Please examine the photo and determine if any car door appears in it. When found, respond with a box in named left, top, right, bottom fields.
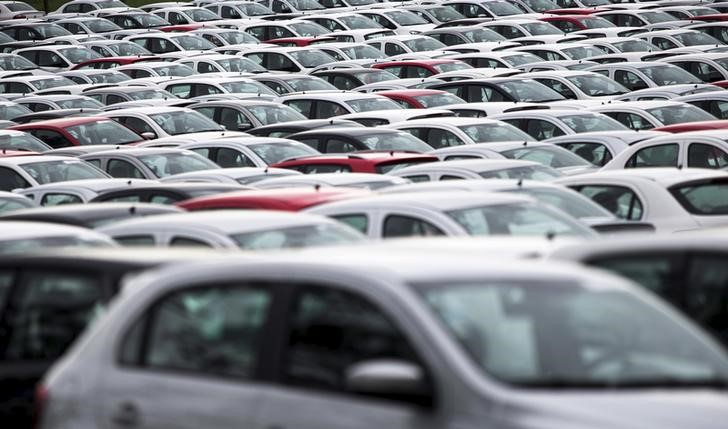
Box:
left=255, top=283, right=440, bottom=429
left=99, top=281, right=279, bottom=429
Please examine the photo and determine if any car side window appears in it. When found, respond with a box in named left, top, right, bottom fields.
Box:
left=535, top=78, right=576, bottom=99
left=687, top=143, right=728, bottom=169
left=119, top=117, right=156, bottom=137
left=685, top=252, right=728, bottom=344
left=614, top=70, right=648, bottom=91
left=121, top=285, right=273, bottom=379
left=113, top=235, right=155, bottom=246
left=261, top=80, right=288, bottom=95
left=40, top=193, right=83, bottom=206
left=401, top=174, right=430, bottom=182
left=325, top=138, right=358, bottom=153
left=167, top=84, right=192, bottom=99
left=28, top=129, right=72, bottom=149
left=218, top=107, right=251, bottom=131
left=284, top=100, right=313, bottom=117
left=330, top=214, right=368, bottom=234
left=106, top=94, right=127, bottom=105
left=382, top=214, right=446, bottom=238
left=626, top=143, right=679, bottom=168
left=651, top=37, right=677, bottom=50
left=609, top=112, right=652, bottom=131
left=169, top=237, right=214, bottom=247
left=284, top=286, right=421, bottom=391
left=3, top=271, right=104, bottom=361
left=302, top=164, right=352, bottom=173
left=384, top=42, right=406, bottom=56
left=0, top=166, right=31, bottom=191
left=215, top=147, right=256, bottom=167
left=525, top=119, right=566, bottom=140
left=108, top=159, right=145, bottom=179
left=560, top=142, right=610, bottom=166
left=316, top=101, right=348, bottom=119
left=575, top=184, right=643, bottom=220
left=425, top=128, right=466, bottom=149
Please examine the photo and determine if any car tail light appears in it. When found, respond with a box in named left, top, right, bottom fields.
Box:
left=32, top=385, right=48, bottom=429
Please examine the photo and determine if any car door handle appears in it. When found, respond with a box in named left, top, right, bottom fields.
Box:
left=111, top=402, right=140, bottom=427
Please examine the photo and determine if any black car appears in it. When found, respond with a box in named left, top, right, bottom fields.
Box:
left=247, top=118, right=363, bottom=138
left=432, top=77, right=566, bottom=103
left=90, top=183, right=248, bottom=204
left=0, top=202, right=182, bottom=228
left=287, top=127, right=434, bottom=153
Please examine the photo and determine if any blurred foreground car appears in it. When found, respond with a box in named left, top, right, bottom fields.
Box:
left=36, top=250, right=728, bottom=429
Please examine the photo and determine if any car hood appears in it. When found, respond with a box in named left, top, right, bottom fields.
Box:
left=504, top=390, right=728, bottom=429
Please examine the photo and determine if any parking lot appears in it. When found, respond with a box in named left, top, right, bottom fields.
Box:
left=1, top=0, right=728, bottom=427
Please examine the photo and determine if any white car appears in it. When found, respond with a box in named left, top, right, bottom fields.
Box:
left=543, top=130, right=668, bottom=166
left=125, top=32, right=216, bottom=54
left=556, top=168, right=728, bottom=232
left=242, top=47, right=337, bottom=73
left=612, top=84, right=723, bottom=102
left=179, top=137, right=319, bottom=167
left=438, top=102, right=548, bottom=118
left=0, top=220, right=115, bottom=253
left=355, top=9, right=435, bottom=35
left=335, top=109, right=454, bottom=126
left=280, top=92, right=402, bottom=119
left=488, top=110, right=628, bottom=141
left=600, top=130, right=728, bottom=170
left=365, top=35, right=451, bottom=57
left=478, top=18, right=565, bottom=39
left=586, top=62, right=704, bottom=92
left=511, top=43, right=607, bottom=62
left=160, top=166, right=302, bottom=184
left=306, top=191, right=595, bottom=238
left=0, top=1, right=42, bottom=19
left=387, top=159, right=563, bottom=182
left=386, top=117, right=533, bottom=149
left=115, top=61, right=195, bottom=79
left=13, top=46, right=101, bottom=72
left=15, top=178, right=157, bottom=205
left=588, top=100, right=718, bottom=131
left=523, top=70, right=630, bottom=100
left=636, top=29, right=722, bottom=50
left=98, top=210, right=365, bottom=249
left=674, top=90, right=728, bottom=119
left=254, top=172, right=410, bottom=190
left=176, top=54, right=265, bottom=74
left=0, top=155, right=109, bottom=191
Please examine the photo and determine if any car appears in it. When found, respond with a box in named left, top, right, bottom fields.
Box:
left=387, top=117, right=533, bottom=149
left=9, top=117, right=143, bottom=148
left=99, top=209, right=365, bottom=249
left=0, top=75, right=77, bottom=97
left=177, top=186, right=369, bottom=211
left=653, top=119, right=728, bottom=133
left=675, top=90, right=728, bottom=119
left=589, top=100, right=719, bottom=131
left=511, top=42, right=607, bottom=61
left=356, top=8, right=435, bottom=35
left=443, top=0, right=531, bottom=18
left=543, top=130, right=668, bottom=166
left=254, top=172, right=410, bottom=190
left=571, top=26, right=646, bottom=38
left=387, top=158, right=563, bottom=182
left=271, top=151, right=438, bottom=174
left=10, top=108, right=104, bottom=124
left=519, top=59, right=599, bottom=72
left=422, top=26, right=508, bottom=46
left=203, top=1, right=274, bottom=19
left=160, top=166, right=302, bottom=185
left=89, top=182, right=247, bottom=203
left=55, top=16, right=123, bottom=36
left=0, top=22, right=72, bottom=41
left=658, top=53, right=728, bottom=87
left=57, top=70, right=130, bottom=86
left=0, top=1, right=41, bottom=20
left=0, top=201, right=182, bottom=227
left=82, top=86, right=177, bottom=106
left=175, top=54, right=266, bottom=75
left=281, top=92, right=402, bottom=120
left=304, top=42, right=386, bottom=63
left=15, top=95, right=104, bottom=113
left=0, top=154, right=110, bottom=191
left=636, top=29, right=723, bottom=50
left=249, top=73, right=337, bottom=95
left=521, top=70, right=629, bottom=100
left=334, top=108, right=454, bottom=127
left=180, top=137, right=319, bottom=168
left=325, top=28, right=396, bottom=43
left=114, top=61, right=194, bottom=79
left=307, top=190, right=596, bottom=238
left=488, top=110, right=627, bottom=140
left=432, top=77, right=568, bottom=103
left=594, top=9, right=677, bottom=27
left=69, top=55, right=159, bottom=70
left=13, top=45, right=101, bottom=72
left=687, top=21, right=728, bottom=44
left=556, top=168, right=728, bottom=232
left=0, top=130, right=52, bottom=153
left=79, top=148, right=220, bottom=180
left=157, top=76, right=278, bottom=100
left=370, top=59, right=473, bottom=79
left=600, top=130, right=728, bottom=170
left=191, top=28, right=264, bottom=48
left=365, top=34, right=450, bottom=57
left=478, top=18, right=565, bottom=39
left=286, top=127, right=433, bottom=153
left=539, top=14, right=616, bottom=33
left=612, top=83, right=723, bottom=102
left=247, top=118, right=363, bottom=138
left=125, top=32, right=216, bottom=54
left=242, top=46, right=338, bottom=73
left=104, top=11, right=178, bottom=31
left=189, top=100, right=307, bottom=133
left=15, top=178, right=159, bottom=205
left=0, top=189, right=34, bottom=213
left=311, top=68, right=399, bottom=91
left=360, top=89, right=465, bottom=109
left=446, top=50, right=543, bottom=68
left=299, top=13, right=381, bottom=33
left=586, top=61, right=705, bottom=91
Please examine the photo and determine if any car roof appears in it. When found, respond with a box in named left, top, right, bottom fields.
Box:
left=178, top=186, right=369, bottom=211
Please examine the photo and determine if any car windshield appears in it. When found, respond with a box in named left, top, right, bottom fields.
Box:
left=0, top=55, right=37, bottom=71
left=172, top=35, right=216, bottom=50
left=418, top=280, right=728, bottom=387
left=359, top=132, right=432, bottom=152
left=383, top=10, right=428, bottom=26
left=0, top=235, right=111, bottom=254
left=36, top=24, right=72, bottom=38
left=497, top=80, right=566, bottom=102
left=219, top=31, right=259, bottom=45
left=434, top=62, right=472, bottom=73
left=20, top=159, right=107, bottom=184
left=236, top=3, right=270, bottom=15
left=0, top=103, right=30, bottom=120
left=289, top=0, right=325, bottom=10
left=671, top=180, right=728, bottom=215
left=562, top=45, right=606, bottom=60
left=691, top=7, right=720, bottom=16
left=403, top=37, right=447, bottom=52
left=463, top=28, right=507, bottom=42
left=0, top=132, right=49, bottom=152
left=150, top=110, right=223, bottom=135
left=673, top=31, right=721, bottom=46
left=128, top=89, right=175, bottom=101
left=560, top=114, right=627, bottom=133
left=641, top=11, right=677, bottom=24
left=502, top=145, right=593, bottom=168
left=217, top=57, right=266, bottom=73
left=247, top=105, right=307, bottom=125
left=186, top=8, right=220, bottom=22
left=249, top=141, right=318, bottom=164
left=428, top=6, right=463, bottom=22
left=483, top=1, right=522, bottom=16
left=109, top=42, right=151, bottom=56
left=231, top=223, right=361, bottom=250
left=151, top=64, right=194, bottom=77
left=220, top=80, right=277, bottom=95
left=413, top=92, right=464, bottom=108
left=65, top=120, right=141, bottom=145
left=339, top=15, right=380, bottom=29
left=612, top=39, right=657, bottom=53
left=87, top=72, right=129, bottom=84
left=56, top=98, right=105, bottom=110
left=646, top=105, right=716, bottom=125
left=138, top=152, right=219, bottom=178
left=478, top=165, right=563, bottom=180
left=135, top=13, right=169, bottom=27
left=58, top=48, right=101, bottom=64
left=523, top=0, right=559, bottom=12
left=458, top=123, right=533, bottom=142
left=521, top=22, right=562, bottom=36
left=566, top=74, right=628, bottom=96
left=581, top=17, right=616, bottom=29
left=6, top=2, right=34, bottom=11
left=340, top=45, right=385, bottom=60
left=506, top=187, right=612, bottom=219
left=289, top=22, right=329, bottom=37
left=346, top=97, right=402, bottom=112
left=288, top=49, right=336, bottom=68
left=447, top=202, right=592, bottom=236
left=86, top=19, right=120, bottom=33
left=503, top=53, right=544, bottom=66
left=353, top=70, right=398, bottom=84
left=287, top=77, right=337, bottom=92
left=640, top=65, right=703, bottom=85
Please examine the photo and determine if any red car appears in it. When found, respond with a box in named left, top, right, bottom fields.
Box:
left=372, top=59, right=471, bottom=78
left=9, top=117, right=144, bottom=149
left=70, top=56, right=159, bottom=70
left=270, top=152, right=439, bottom=174
left=265, top=36, right=338, bottom=47
left=539, top=15, right=614, bottom=32
left=177, top=187, right=369, bottom=211
left=653, top=120, right=728, bottom=133
left=690, top=14, right=728, bottom=22
left=375, top=89, right=465, bottom=108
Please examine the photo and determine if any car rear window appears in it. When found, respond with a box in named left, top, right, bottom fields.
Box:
left=670, top=179, right=728, bottom=215
left=375, top=159, right=434, bottom=174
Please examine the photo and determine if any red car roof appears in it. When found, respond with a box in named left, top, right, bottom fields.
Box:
left=690, top=14, right=728, bottom=22
left=177, top=187, right=369, bottom=212
left=10, top=116, right=117, bottom=130
left=653, top=120, right=728, bottom=133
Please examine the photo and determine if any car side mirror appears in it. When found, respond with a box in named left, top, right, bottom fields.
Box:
left=345, top=359, right=432, bottom=405
left=140, top=132, right=156, bottom=140
left=237, top=123, right=253, bottom=131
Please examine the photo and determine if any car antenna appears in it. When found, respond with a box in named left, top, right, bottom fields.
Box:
left=129, top=205, right=136, bottom=215
left=264, top=167, right=269, bottom=173
left=314, top=184, right=321, bottom=191
left=677, top=163, right=683, bottom=170
left=517, top=177, right=523, bottom=187
left=522, top=141, right=527, bottom=146
left=545, top=231, right=556, bottom=241
left=127, top=180, right=132, bottom=185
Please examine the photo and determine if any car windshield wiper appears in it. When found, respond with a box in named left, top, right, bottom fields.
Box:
left=510, top=377, right=728, bottom=390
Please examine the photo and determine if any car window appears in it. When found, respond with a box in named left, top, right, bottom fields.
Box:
left=0, top=166, right=31, bottom=191
left=686, top=252, right=728, bottom=344
left=150, top=194, right=178, bottom=205
left=586, top=253, right=681, bottom=297
left=301, top=164, right=351, bottom=173
left=284, top=286, right=420, bottom=390
left=325, top=138, right=358, bottom=153
left=40, top=192, right=83, bottom=206
left=215, top=147, right=255, bottom=168
left=382, top=214, right=445, bottom=238
left=108, top=159, right=146, bottom=179
left=610, top=112, right=652, bottom=131
left=121, top=285, right=272, bottom=378
left=29, top=129, right=73, bottom=149
left=575, top=184, right=643, bottom=220
left=535, top=78, right=576, bottom=99
left=559, top=142, right=611, bottom=166
left=3, top=271, right=104, bottom=361
left=114, top=235, right=155, bottom=246
left=687, top=143, right=728, bottom=169
left=330, top=214, right=368, bottom=234
left=524, top=119, right=566, bottom=140
left=425, top=128, right=466, bottom=149
left=614, top=70, right=648, bottom=91
left=0, top=270, right=14, bottom=316
left=169, top=237, right=213, bottom=247
left=626, top=143, right=679, bottom=168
